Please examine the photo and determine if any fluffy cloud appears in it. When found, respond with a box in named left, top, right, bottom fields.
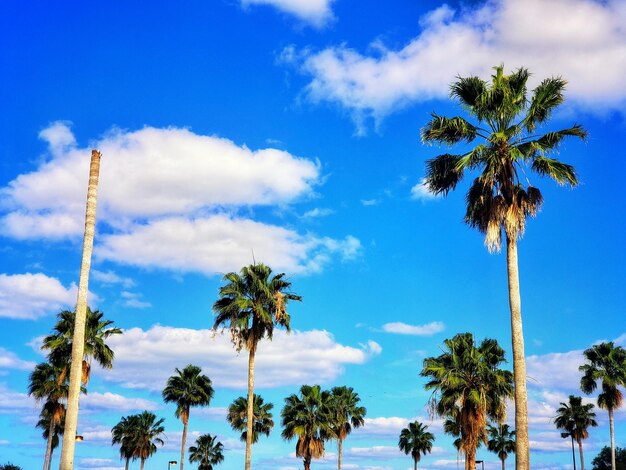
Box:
left=381, top=321, right=445, bottom=336
left=0, top=273, right=75, bottom=319
left=100, top=325, right=381, bottom=390
left=241, top=0, right=334, bottom=27
left=91, top=270, right=135, bottom=289
left=410, top=178, right=439, bottom=201
left=285, top=0, right=626, bottom=130
left=1, top=124, right=360, bottom=275
left=526, top=349, right=584, bottom=392
left=81, top=392, right=159, bottom=412
left=0, top=348, right=36, bottom=371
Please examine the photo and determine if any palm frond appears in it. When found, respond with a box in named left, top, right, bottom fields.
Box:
left=424, top=154, right=464, bottom=195
left=450, top=76, right=487, bottom=110
left=421, top=115, right=478, bottom=145
left=531, top=157, right=578, bottom=186
left=524, top=77, right=567, bottom=131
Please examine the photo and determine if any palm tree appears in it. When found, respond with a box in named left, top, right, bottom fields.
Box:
left=327, top=386, right=366, bottom=470
left=213, top=263, right=301, bottom=470
left=421, top=66, right=586, bottom=470
left=188, top=433, right=224, bottom=470
left=162, top=364, right=214, bottom=470
left=281, top=385, right=332, bottom=470
left=421, top=333, right=513, bottom=470
left=36, top=401, right=65, bottom=470
left=28, top=362, right=68, bottom=470
left=112, top=414, right=140, bottom=470
left=487, top=424, right=516, bottom=470
left=226, top=394, right=274, bottom=444
left=398, top=421, right=435, bottom=470
left=580, top=342, right=626, bottom=470
left=554, top=395, right=598, bottom=470
left=129, top=411, right=165, bottom=470
left=59, top=149, right=101, bottom=470
left=443, top=408, right=486, bottom=462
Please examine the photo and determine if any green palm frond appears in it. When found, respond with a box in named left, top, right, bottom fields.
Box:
left=531, top=157, right=578, bottom=186
left=524, top=77, right=567, bottom=131
left=450, top=76, right=487, bottom=109
left=421, top=115, right=478, bottom=145
left=424, top=154, right=464, bottom=195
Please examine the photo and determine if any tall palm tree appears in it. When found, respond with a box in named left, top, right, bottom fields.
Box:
left=28, top=362, right=68, bottom=470
left=162, top=364, right=214, bottom=470
left=213, top=263, right=301, bottom=470
left=487, top=424, right=516, bottom=470
left=421, top=333, right=513, bottom=470
left=554, top=395, right=597, bottom=470
left=129, top=411, right=165, bottom=470
left=398, top=421, right=435, bottom=470
left=188, top=433, right=224, bottom=470
left=112, top=414, right=140, bottom=470
left=580, top=342, right=626, bottom=470
left=281, top=385, right=332, bottom=470
left=59, top=149, right=101, bottom=470
left=421, top=66, right=586, bottom=470
left=36, top=401, right=65, bottom=470
left=327, top=386, right=366, bottom=470
left=226, top=394, right=274, bottom=444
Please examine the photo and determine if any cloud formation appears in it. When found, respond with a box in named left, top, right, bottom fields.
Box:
left=0, top=273, right=75, bottom=319
left=241, top=0, right=334, bottom=27
left=381, top=321, right=445, bottom=336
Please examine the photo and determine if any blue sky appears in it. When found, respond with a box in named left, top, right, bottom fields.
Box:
left=1, top=0, right=625, bottom=469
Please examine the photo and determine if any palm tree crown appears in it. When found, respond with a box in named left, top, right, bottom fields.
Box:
left=554, top=395, right=597, bottom=470
left=398, top=421, right=435, bottom=470
left=111, top=414, right=139, bottom=470
left=327, top=386, right=366, bottom=470
left=188, top=433, right=224, bottom=470
left=487, top=424, right=516, bottom=470
left=129, top=411, right=165, bottom=470
left=227, top=394, right=274, bottom=444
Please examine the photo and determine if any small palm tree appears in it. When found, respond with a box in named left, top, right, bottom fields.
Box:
left=36, top=402, right=65, bottom=470
left=555, top=395, right=598, bottom=470
left=112, top=414, right=140, bottom=470
left=422, top=65, right=586, bottom=470
left=398, top=421, right=435, bottom=470
left=162, top=364, right=214, bottom=470
left=213, top=263, right=301, bottom=470
left=281, top=385, right=331, bottom=470
left=188, top=433, right=224, bottom=470
left=487, top=424, right=516, bottom=470
left=580, top=342, right=626, bottom=470
left=227, top=394, right=274, bottom=444
left=421, top=333, right=513, bottom=470
left=327, top=386, right=366, bottom=470
left=130, top=411, right=165, bottom=470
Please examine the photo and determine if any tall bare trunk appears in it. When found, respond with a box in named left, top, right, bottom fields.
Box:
left=609, top=408, right=615, bottom=470
left=59, top=149, right=101, bottom=470
left=502, top=457, right=505, bottom=470
left=44, top=420, right=54, bottom=470
left=338, top=438, right=343, bottom=470
left=245, top=342, right=257, bottom=470
left=577, top=438, right=585, bottom=470
left=140, top=458, right=145, bottom=470
left=506, top=237, right=529, bottom=470
left=124, top=458, right=129, bottom=470
left=414, top=457, right=417, bottom=470
left=49, top=447, right=55, bottom=470
left=180, top=415, right=188, bottom=470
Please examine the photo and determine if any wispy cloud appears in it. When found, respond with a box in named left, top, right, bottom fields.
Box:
left=381, top=321, right=445, bottom=336
left=240, top=0, right=335, bottom=27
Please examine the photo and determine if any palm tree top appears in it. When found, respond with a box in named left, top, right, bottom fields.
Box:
left=554, top=395, right=598, bottom=441
left=398, top=421, right=435, bottom=462
left=227, top=394, right=274, bottom=444
left=162, top=364, right=214, bottom=421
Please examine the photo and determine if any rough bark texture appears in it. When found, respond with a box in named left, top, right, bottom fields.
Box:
left=181, top=415, right=188, bottom=470
left=59, top=150, right=101, bottom=470
left=44, top=420, right=54, bottom=470
left=245, top=342, right=257, bottom=470
left=578, top=438, right=585, bottom=470
left=466, top=448, right=476, bottom=470
left=609, top=408, right=616, bottom=470
left=506, top=237, right=530, bottom=470
left=338, top=438, right=343, bottom=470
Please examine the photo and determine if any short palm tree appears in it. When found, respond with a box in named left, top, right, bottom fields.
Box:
left=188, top=433, right=224, bottom=470
left=162, top=364, right=214, bottom=470
left=421, top=333, right=513, bottom=470
left=487, top=424, right=516, bottom=470
left=554, top=395, right=597, bottom=470
left=327, top=386, right=366, bottom=470
left=422, top=65, right=586, bottom=470
left=213, top=263, right=301, bottom=470
left=398, top=421, right=435, bottom=470
left=112, top=414, right=140, bottom=470
left=281, top=385, right=332, bottom=470
left=130, top=411, right=165, bottom=470
left=580, top=342, right=626, bottom=470
left=227, top=394, right=274, bottom=444
left=36, top=401, right=65, bottom=470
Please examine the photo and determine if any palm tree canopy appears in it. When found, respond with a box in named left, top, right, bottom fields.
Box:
left=327, top=386, right=366, bottom=441
left=188, top=433, right=225, bottom=470
left=37, top=401, right=65, bottom=450
left=112, top=414, right=141, bottom=461
left=28, top=362, right=68, bottom=402
left=422, top=65, right=586, bottom=252
left=281, top=385, right=331, bottom=461
left=554, top=395, right=598, bottom=441
left=113, top=411, right=165, bottom=462
left=212, top=263, right=301, bottom=351
left=580, top=342, right=626, bottom=411
left=398, top=421, right=435, bottom=463
left=487, top=424, right=516, bottom=461
left=227, top=394, right=274, bottom=444
left=162, top=364, right=214, bottom=423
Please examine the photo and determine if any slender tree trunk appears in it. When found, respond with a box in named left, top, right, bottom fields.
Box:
left=414, top=457, right=417, bottom=470
left=338, top=438, right=343, bottom=470
left=44, top=420, right=55, bottom=470
left=59, top=150, right=101, bottom=470
left=124, top=458, right=129, bottom=470
left=180, top=415, right=188, bottom=470
left=466, top=447, right=476, bottom=470
left=577, top=438, right=585, bottom=470
left=245, top=342, right=257, bottom=470
left=501, top=457, right=505, bottom=470
left=609, top=408, right=615, bottom=470
left=506, top=237, right=529, bottom=470
left=49, top=447, right=55, bottom=470
left=304, top=456, right=311, bottom=470
left=140, top=458, right=145, bottom=470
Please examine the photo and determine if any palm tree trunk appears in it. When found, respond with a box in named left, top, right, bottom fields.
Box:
left=180, top=416, right=188, bottom=470
left=304, top=456, right=311, bottom=470
left=59, top=149, right=101, bottom=470
left=506, top=236, right=529, bottom=470
left=245, top=341, right=257, bottom=470
left=501, top=457, right=505, bottom=470
left=577, top=438, right=585, bottom=470
left=466, top=447, right=476, bottom=470
left=140, top=458, right=145, bottom=470
left=609, top=408, right=615, bottom=470
left=49, top=447, right=55, bottom=470
left=125, top=458, right=129, bottom=470
left=414, top=457, right=417, bottom=470
left=338, top=438, right=343, bottom=470
left=44, top=420, right=54, bottom=470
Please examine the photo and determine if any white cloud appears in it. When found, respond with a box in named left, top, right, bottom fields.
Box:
left=81, top=392, right=159, bottom=412
left=303, top=207, right=334, bottom=218
left=360, top=199, right=380, bottom=207
left=0, top=383, right=36, bottom=413
left=526, top=349, right=584, bottom=391
left=286, top=0, right=626, bottom=130
left=100, top=325, right=381, bottom=390
left=119, top=291, right=151, bottom=309
left=410, top=178, right=438, bottom=201
left=91, top=270, right=135, bottom=289
left=355, top=416, right=444, bottom=439
left=241, top=0, right=334, bottom=27
left=381, top=321, right=445, bottom=336
left=0, top=348, right=36, bottom=371
left=0, top=273, right=75, bottom=319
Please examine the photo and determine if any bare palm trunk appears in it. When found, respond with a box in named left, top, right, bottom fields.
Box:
left=140, top=458, right=145, bottom=470
left=338, top=438, right=343, bottom=470
left=414, top=457, right=417, bottom=470
left=609, top=408, right=615, bottom=470
left=577, top=438, right=585, bottom=470
left=44, top=420, right=55, bottom=470
left=501, top=457, right=505, bottom=470
left=49, top=447, right=55, bottom=470
left=304, top=456, right=311, bottom=470
left=245, top=342, right=257, bottom=470
left=180, top=415, right=188, bottom=470
left=59, top=149, right=101, bottom=470
left=124, top=458, right=129, bottom=470
left=506, top=237, right=529, bottom=470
